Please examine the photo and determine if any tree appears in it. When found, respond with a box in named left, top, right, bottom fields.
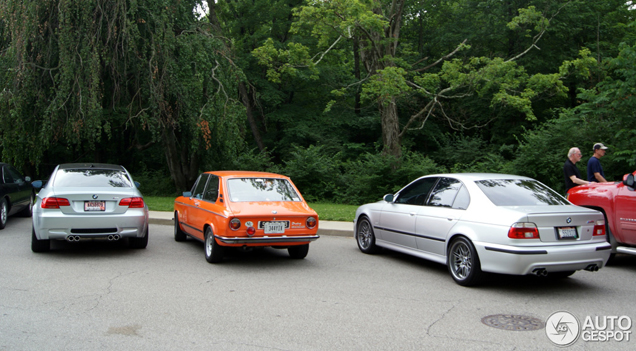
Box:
left=0, top=0, right=246, bottom=191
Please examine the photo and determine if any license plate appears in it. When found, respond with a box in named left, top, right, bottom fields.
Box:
left=263, top=221, right=286, bottom=234
left=557, top=226, right=578, bottom=239
left=84, top=201, right=106, bottom=211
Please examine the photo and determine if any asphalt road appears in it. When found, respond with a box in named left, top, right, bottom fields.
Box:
left=1, top=217, right=636, bottom=350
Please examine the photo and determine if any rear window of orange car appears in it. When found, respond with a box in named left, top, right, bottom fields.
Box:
left=475, top=179, right=569, bottom=206
left=53, top=169, right=133, bottom=188
left=227, top=178, right=301, bottom=202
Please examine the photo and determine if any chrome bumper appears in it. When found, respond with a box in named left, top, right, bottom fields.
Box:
left=214, top=234, right=320, bottom=244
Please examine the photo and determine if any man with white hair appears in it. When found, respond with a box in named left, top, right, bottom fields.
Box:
left=564, top=147, right=589, bottom=192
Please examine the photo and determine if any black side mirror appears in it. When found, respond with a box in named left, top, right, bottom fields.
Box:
left=624, top=174, right=635, bottom=188
left=134, top=181, right=141, bottom=188
left=383, top=194, right=394, bottom=202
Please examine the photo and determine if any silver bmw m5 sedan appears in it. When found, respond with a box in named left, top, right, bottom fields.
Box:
left=354, top=173, right=611, bottom=286
left=31, top=163, right=149, bottom=252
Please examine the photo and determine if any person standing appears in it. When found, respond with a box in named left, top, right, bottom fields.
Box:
left=587, top=143, right=609, bottom=183
left=564, top=147, right=589, bottom=192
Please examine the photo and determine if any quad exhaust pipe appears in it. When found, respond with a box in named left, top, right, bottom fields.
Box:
left=65, top=234, right=120, bottom=242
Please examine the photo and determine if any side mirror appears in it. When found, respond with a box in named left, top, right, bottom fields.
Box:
left=383, top=194, right=394, bottom=202
left=183, top=191, right=192, bottom=198
left=134, top=181, right=141, bottom=188
left=31, top=180, right=43, bottom=189
left=624, top=174, right=635, bottom=188
left=25, top=176, right=31, bottom=182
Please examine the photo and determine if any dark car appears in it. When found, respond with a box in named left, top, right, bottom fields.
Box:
left=1, top=163, right=35, bottom=229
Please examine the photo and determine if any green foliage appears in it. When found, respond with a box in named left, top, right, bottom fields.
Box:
left=279, top=144, right=342, bottom=202
left=338, top=151, right=444, bottom=204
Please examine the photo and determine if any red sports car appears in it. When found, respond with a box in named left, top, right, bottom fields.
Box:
left=567, top=171, right=636, bottom=261
left=174, top=171, right=319, bottom=262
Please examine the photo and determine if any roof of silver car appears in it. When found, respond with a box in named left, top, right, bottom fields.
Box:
left=423, top=173, right=532, bottom=181
left=58, top=163, right=124, bottom=170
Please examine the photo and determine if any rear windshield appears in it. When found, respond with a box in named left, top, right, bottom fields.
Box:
left=53, top=169, right=133, bottom=188
left=227, top=178, right=301, bottom=202
left=475, top=179, right=569, bottom=206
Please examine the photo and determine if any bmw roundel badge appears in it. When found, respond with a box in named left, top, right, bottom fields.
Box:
left=566, top=217, right=572, bottom=224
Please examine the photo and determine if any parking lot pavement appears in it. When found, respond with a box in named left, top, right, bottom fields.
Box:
left=3, top=217, right=636, bottom=350
left=149, top=210, right=354, bottom=237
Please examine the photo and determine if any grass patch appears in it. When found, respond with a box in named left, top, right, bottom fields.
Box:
left=144, top=196, right=358, bottom=222
left=144, top=196, right=176, bottom=212
left=308, top=202, right=357, bottom=222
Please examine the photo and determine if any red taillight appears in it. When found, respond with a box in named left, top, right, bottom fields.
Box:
left=306, top=216, right=317, bottom=229
left=246, top=226, right=256, bottom=236
left=593, top=225, right=605, bottom=236
left=229, top=218, right=241, bottom=230
left=41, top=197, right=71, bottom=209
left=508, top=222, right=539, bottom=239
left=119, top=197, right=145, bottom=208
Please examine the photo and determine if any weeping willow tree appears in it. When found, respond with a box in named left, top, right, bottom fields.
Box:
left=0, top=0, right=246, bottom=191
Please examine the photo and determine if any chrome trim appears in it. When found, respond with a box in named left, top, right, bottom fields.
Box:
left=181, top=222, right=203, bottom=233
left=374, top=226, right=446, bottom=242
left=214, top=234, right=319, bottom=244
left=176, top=202, right=227, bottom=218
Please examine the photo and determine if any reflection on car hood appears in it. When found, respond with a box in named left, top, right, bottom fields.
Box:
left=227, top=201, right=317, bottom=217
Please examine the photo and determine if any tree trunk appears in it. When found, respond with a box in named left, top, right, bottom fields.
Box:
left=163, top=126, right=199, bottom=193
left=239, top=81, right=265, bottom=151
left=381, top=98, right=401, bottom=158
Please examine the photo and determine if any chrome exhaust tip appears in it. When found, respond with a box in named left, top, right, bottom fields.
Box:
left=584, top=264, right=599, bottom=272
left=531, top=268, right=548, bottom=277
left=66, top=235, right=81, bottom=242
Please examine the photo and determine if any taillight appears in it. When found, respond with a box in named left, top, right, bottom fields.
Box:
left=593, top=220, right=606, bottom=236
left=306, top=216, right=317, bottom=229
left=119, top=197, right=145, bottom=208
left=41, top=197, right=71, bottom=209
left=508, top=222, right=539, bottom=239
left=229, top=218, right=241, bottom=230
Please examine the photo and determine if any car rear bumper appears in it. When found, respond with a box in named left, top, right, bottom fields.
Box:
left=33, top=208, right=148, bottom=240
left=214, top=234, right=320, bottom=245
left=475, top=241, right=611, bottom=275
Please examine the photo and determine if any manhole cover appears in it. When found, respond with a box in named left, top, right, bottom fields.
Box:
left=481, top=314, right=544, bottom=331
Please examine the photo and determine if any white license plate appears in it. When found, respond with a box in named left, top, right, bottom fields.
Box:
left=263, top=221, right=286, bottom=234
left=557, top=227, right=578, bottom=239
left=84, top=201, right=106, bottom=211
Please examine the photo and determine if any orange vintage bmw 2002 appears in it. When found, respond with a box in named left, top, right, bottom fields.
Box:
left=174, top=171, right=320, bottom=263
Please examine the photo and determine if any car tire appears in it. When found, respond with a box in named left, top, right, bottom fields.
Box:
left=31, top=226, right=50, bottom=253
left=356, top=216, right=380, bottom=254
left=174, top=212, right=187, bottom=242
left=547, top=271, right=575, bottom=279
left=19, top=193, right=34, bottom=217
left=288, top=244, right=309, bottom=259
left=447, top=236, right=483, bottom=287
left=129, top=228, right=149, bottom=249
left=204, top=227, right=224, bottom=263
left=0, top=198, right=7, bottom=230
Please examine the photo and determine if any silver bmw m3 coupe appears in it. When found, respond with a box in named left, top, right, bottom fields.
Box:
left=354, top=173, right=611, bottom=286
left=31, top=163, right=149, bottom=252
